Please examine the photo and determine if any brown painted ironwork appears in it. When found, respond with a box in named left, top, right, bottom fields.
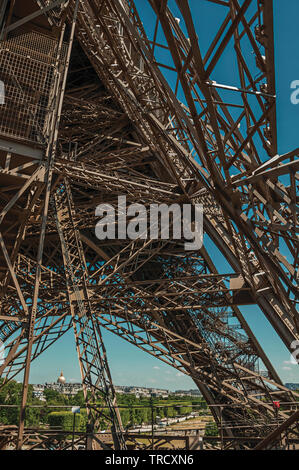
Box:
left=0, top=0, right=298, bottom=450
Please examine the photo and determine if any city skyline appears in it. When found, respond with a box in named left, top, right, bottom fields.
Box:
left=23, top=324, right=299, bottom=391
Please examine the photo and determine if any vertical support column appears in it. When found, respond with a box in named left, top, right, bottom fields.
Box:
left=86, top=424, right=94, bottom=451
left=16, top=2, right=79, bottom=449
left=0, top=0, right=9, bottom=37
left=0, top=0, right=14, bottom=40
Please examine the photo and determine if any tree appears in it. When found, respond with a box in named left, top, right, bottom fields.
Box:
left=43, top=388, right=67, bottom=404
left=71, top=390, right=86, bottom=407
left=0, top=379, right=40, bottom=427
left=48, top=411, right=87, bottom=432
left=204, top=421, right=218, bottom=437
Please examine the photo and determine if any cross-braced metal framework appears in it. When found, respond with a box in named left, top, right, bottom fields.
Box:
left=0, top=0, right=298, bottom=450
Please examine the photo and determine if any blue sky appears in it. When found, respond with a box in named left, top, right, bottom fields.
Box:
left=23, top=1, right=299, bottom=389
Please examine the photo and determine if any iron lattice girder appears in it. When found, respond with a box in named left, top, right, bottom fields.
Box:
left=3, top=224, right=298, bottom=438
left=65, top=0, right=298, bottom=345
left=53, top=159, right=182, bottom=201
left=0, top=0, right=297, bottom=450
left=1, top=220, right=297, bottom=439
left=53, top=179, right=126, bottom=450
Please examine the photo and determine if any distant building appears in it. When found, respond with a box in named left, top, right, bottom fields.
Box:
left=32, top=384, right=46, bottom=401
left=115, top=385, right=169, bottom=398
left=57, top=371, right=66, bottom=385
left=116, top=385, right=203, bottom=398
left=33, top=381, right=202, bottom=400
left=33, top=381, right=83, bottom=399
left=174, top=389, right=202, bottom=397
left=285, top=383, right=299, bottom=391
left=174, top=390, right=191, bottom=397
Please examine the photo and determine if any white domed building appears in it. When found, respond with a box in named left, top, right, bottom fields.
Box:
left=57, top=371, right=66, bottom=385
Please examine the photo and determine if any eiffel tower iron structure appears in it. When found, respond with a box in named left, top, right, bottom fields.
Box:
left=0, top=0, right=298, bottom=450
